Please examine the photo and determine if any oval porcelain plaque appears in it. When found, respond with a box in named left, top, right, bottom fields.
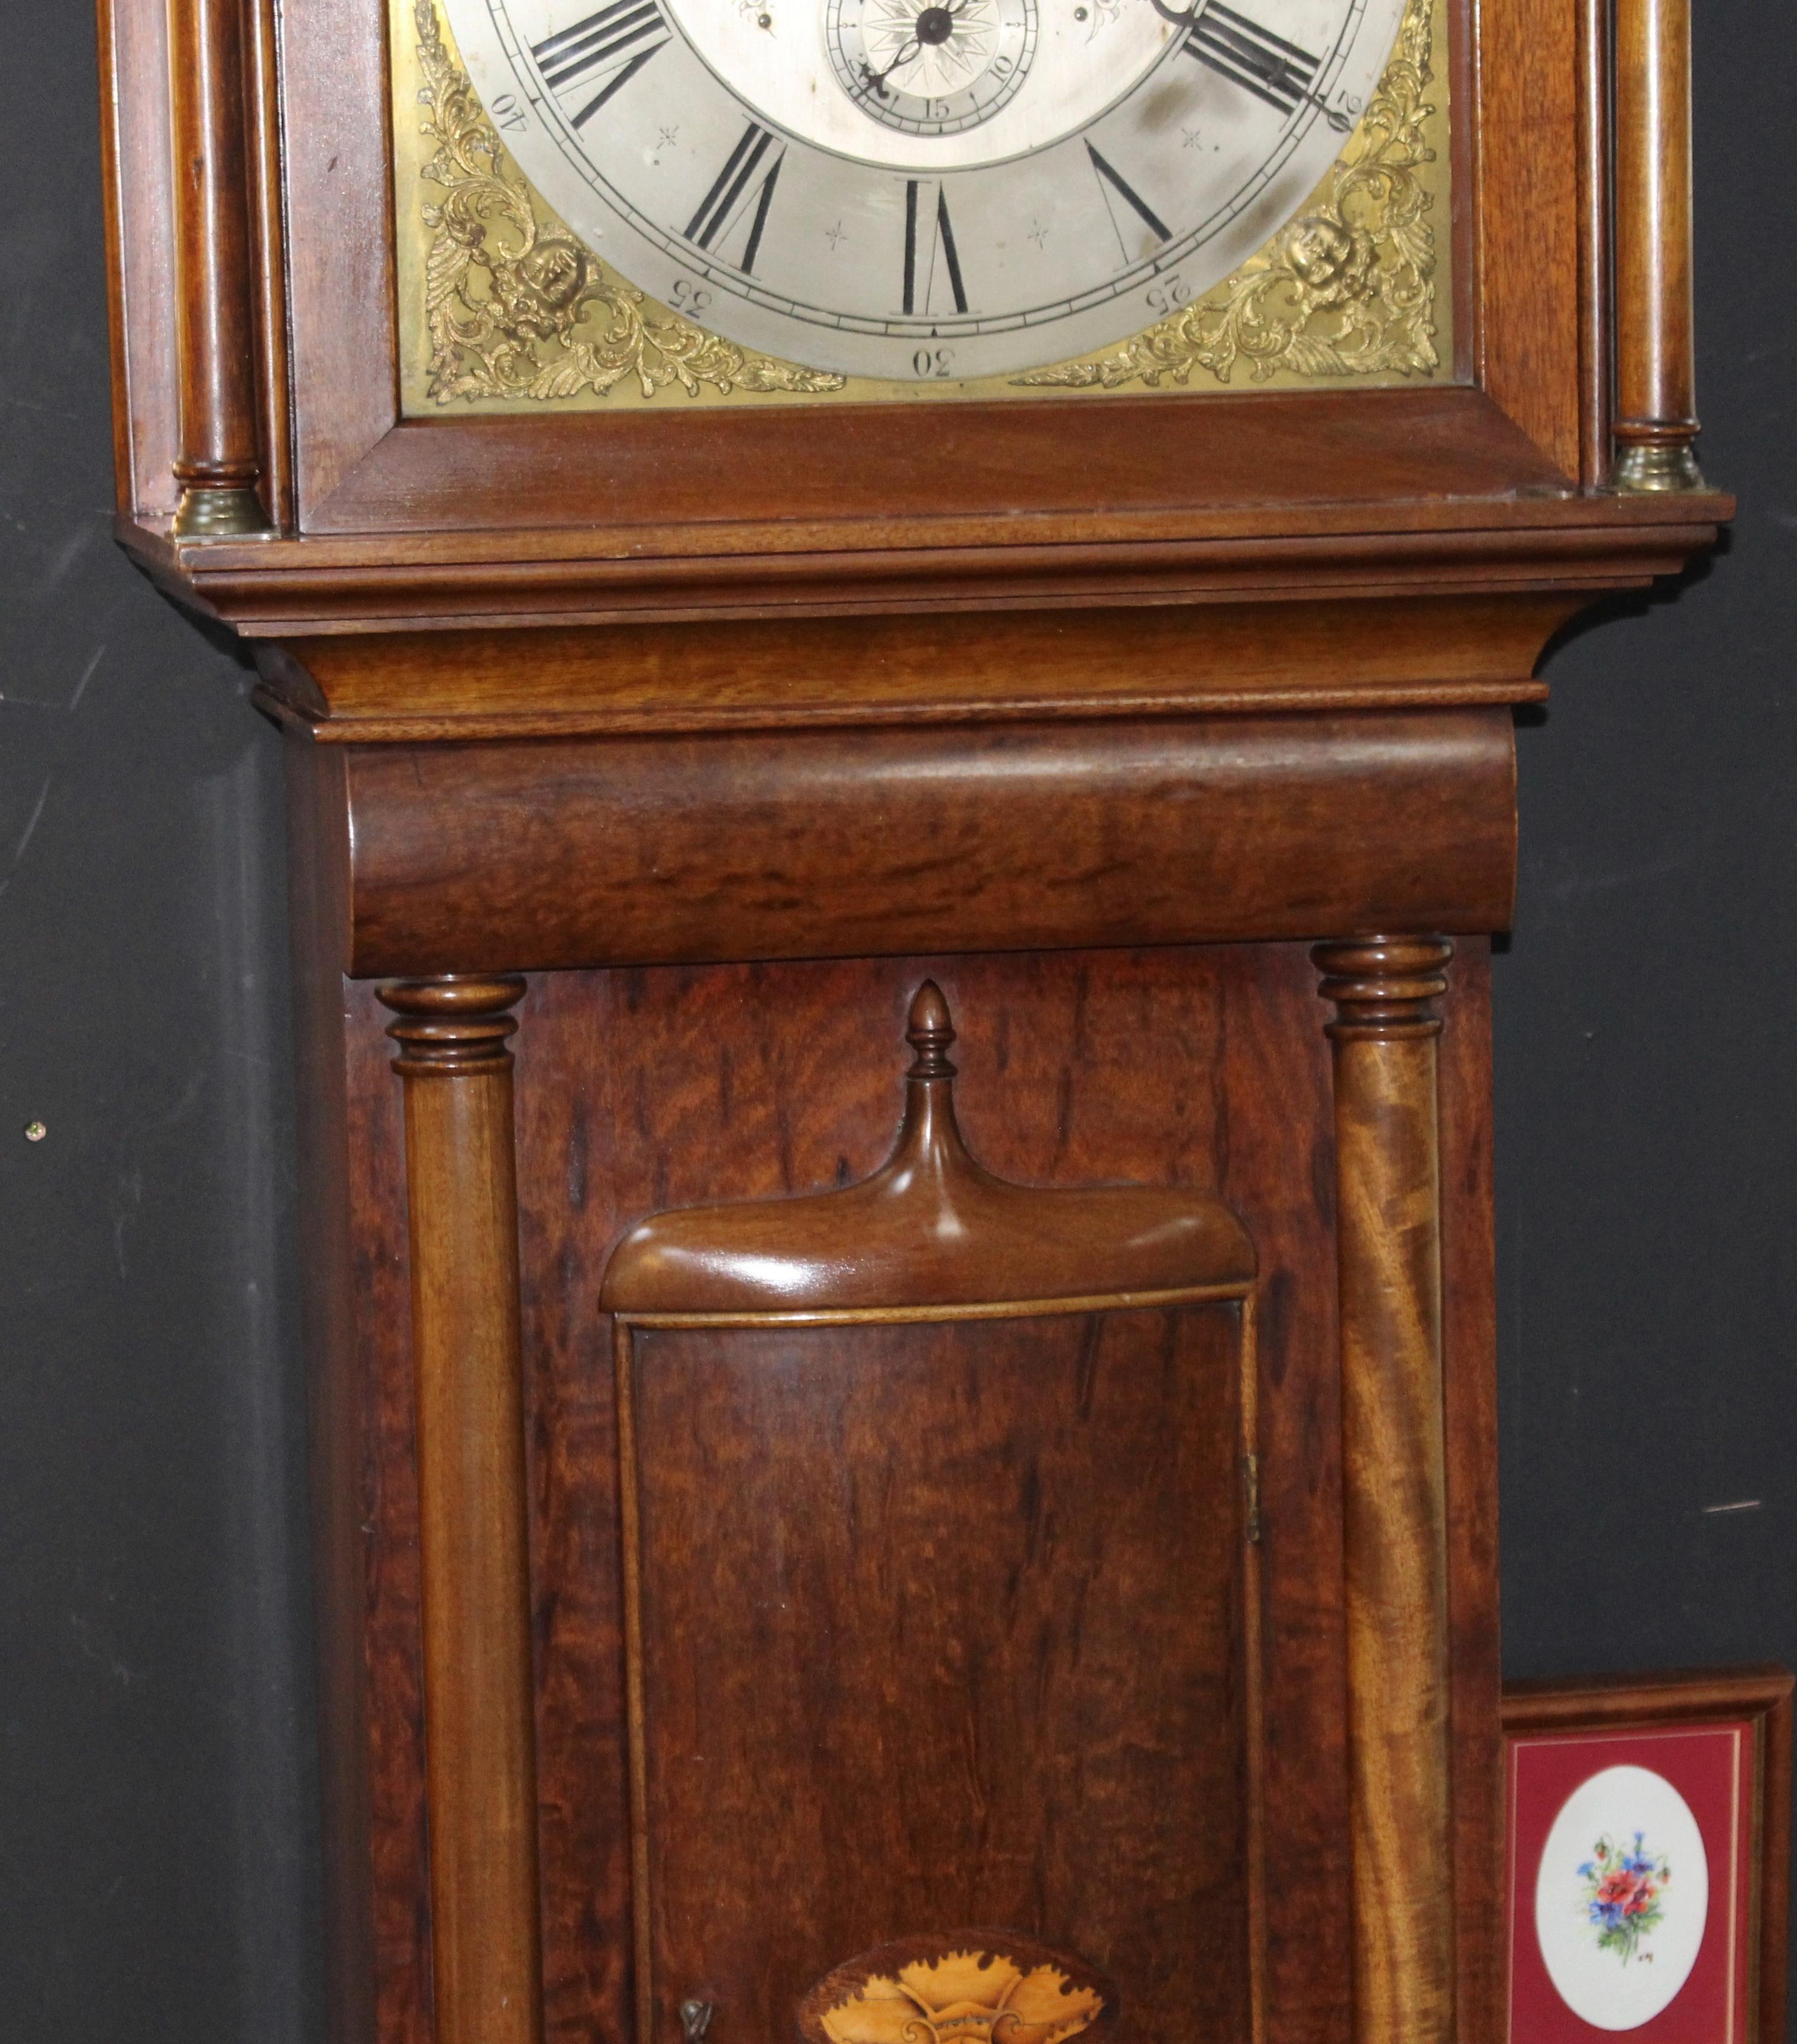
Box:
left=1534, top=1762, right=1709, bottom=2032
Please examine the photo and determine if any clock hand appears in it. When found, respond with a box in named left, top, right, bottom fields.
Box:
left=858, top=0, right=967, bottom=95
left=859, top=35, right=920, bottom=93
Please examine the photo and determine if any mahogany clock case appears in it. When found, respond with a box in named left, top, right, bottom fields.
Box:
left=11, top=0, right=1795, bottom=2039
left=82, top=0, right=1737, bottom=2038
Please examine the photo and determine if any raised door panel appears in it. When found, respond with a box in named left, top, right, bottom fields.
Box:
left=625, top=1306, right=1256, bottom=2044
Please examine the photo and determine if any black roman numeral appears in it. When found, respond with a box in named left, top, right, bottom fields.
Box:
left=903, top=182, right=968, bottom=316
left=1184, top=2, right=1321, bottom=115
left=531, top=1, right=671, bottom=127
left=684, top=123, right=784, bottom=273
left=1085, top=141, right=1171, bottom=247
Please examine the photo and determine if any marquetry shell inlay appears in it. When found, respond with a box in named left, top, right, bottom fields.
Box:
left=801, top=1938, right=1114, bottom=2044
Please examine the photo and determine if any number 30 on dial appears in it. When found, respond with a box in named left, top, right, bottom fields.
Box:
left=441, top=0, right=1405, bottom=380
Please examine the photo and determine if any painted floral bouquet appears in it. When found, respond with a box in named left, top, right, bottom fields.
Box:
left=1579, top=1832, right=1670, bottom=1964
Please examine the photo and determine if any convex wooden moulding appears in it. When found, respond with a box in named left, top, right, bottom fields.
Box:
left=96, top=0, right=1726, bottom=2037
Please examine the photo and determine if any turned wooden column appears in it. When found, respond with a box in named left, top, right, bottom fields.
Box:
left=167, top=0, right=270, bottom=537
left=1609, top=0, right=1705, bottom=491
left=379, top=975, right=544, bottom=2044
left=1313, top=937, right=1456, bottom=2044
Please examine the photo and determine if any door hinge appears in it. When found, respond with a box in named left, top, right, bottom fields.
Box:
left=1242, top=1453, right=1261, bottom=1544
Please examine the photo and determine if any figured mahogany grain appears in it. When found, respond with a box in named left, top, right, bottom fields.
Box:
left=341, top=711, right=1518, bottom=979
left=279, top=0, right=397, bottom=514
left=1314, top=940, right=1456, bottom=2044
left=180, top=510, right=1722, bottom=638
left=628, top=1308, right=1253, bottom=2044
left=1575, top=0, right=1614, bottom=489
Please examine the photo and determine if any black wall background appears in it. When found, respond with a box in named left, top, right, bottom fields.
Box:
left=2, top=0, right=1791, bottom=2035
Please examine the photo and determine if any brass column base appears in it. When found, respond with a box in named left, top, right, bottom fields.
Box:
left=1609, top=439, right=1708, bottom=494
left=172, top=483, right=274, bottom=541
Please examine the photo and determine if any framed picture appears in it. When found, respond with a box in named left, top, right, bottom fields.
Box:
left=1504, top=1668, right=1792, bottom=2044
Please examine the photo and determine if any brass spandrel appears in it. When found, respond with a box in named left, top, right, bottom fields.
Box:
left=1014, top=0, right=1440, bottom=390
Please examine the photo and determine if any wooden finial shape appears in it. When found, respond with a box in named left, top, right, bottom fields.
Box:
left=905, top=980, right=957, bottom=1079
left=600, top=982, right=1254, bottom=1315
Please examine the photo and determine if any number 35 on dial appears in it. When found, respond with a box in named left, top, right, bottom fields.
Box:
left=442, top=0, right=1405, bottom=380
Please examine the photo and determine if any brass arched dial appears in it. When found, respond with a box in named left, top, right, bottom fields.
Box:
left=440, top=0, right=1404, bottom=379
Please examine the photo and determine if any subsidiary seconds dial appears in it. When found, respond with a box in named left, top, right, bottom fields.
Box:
left=442, top=0, right=1406, bottom=380
left=825, top=0, right=1038, bottom=137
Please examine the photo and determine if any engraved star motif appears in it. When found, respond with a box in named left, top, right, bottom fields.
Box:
left=1181, top=125, right=1202, bottom=148
left=1027, top=219, right=1051, bottom=248
left=825, top=221, right=849, bottom=248
left=658, top=124, right=680, bottom=147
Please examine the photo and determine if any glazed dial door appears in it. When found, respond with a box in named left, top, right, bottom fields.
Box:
left=439, top=0, right=1406, bottom=379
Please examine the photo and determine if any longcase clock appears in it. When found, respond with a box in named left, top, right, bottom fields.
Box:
left=95, top=0, right=1727, bottom=2037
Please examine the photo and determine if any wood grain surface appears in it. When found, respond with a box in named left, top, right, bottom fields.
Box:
left=1475, top=0, right=1583, bottom=474
left=379, top=978, right=545, bottom=2044
left=308, top=953, right=1501, bottom=2044
left=628, top=1307, right=1253, bottom=2044
left=166, top=0, right=264, bottom=520
left=603, top=982, right=1253, bottom=1314
left=1436, top=942, right=1504, bottom=2044
left=1611, top=0, right=1702, bottom=483
left=1314, top=940, right=1456, bottom=2044
left=264, top=594, right=1579, bottom=743
left=319, top=947, right=1392, bottom=2044
left=1575, top=0, right=1614, bottom=487
left=337, top=711, right=1518, bottom=979
left=131, top=489, right=1727, bottom=638
left=286, top=739, right=377, bottom=2044
left=95, top=0, right=180, bottom=518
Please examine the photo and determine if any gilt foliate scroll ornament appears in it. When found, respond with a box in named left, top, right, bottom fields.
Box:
left=797, top=1938, right=1117, bottom=2044
left=412, top=0, right=846, bottom=403
left=1014, top=0, right=1438, bottom=390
